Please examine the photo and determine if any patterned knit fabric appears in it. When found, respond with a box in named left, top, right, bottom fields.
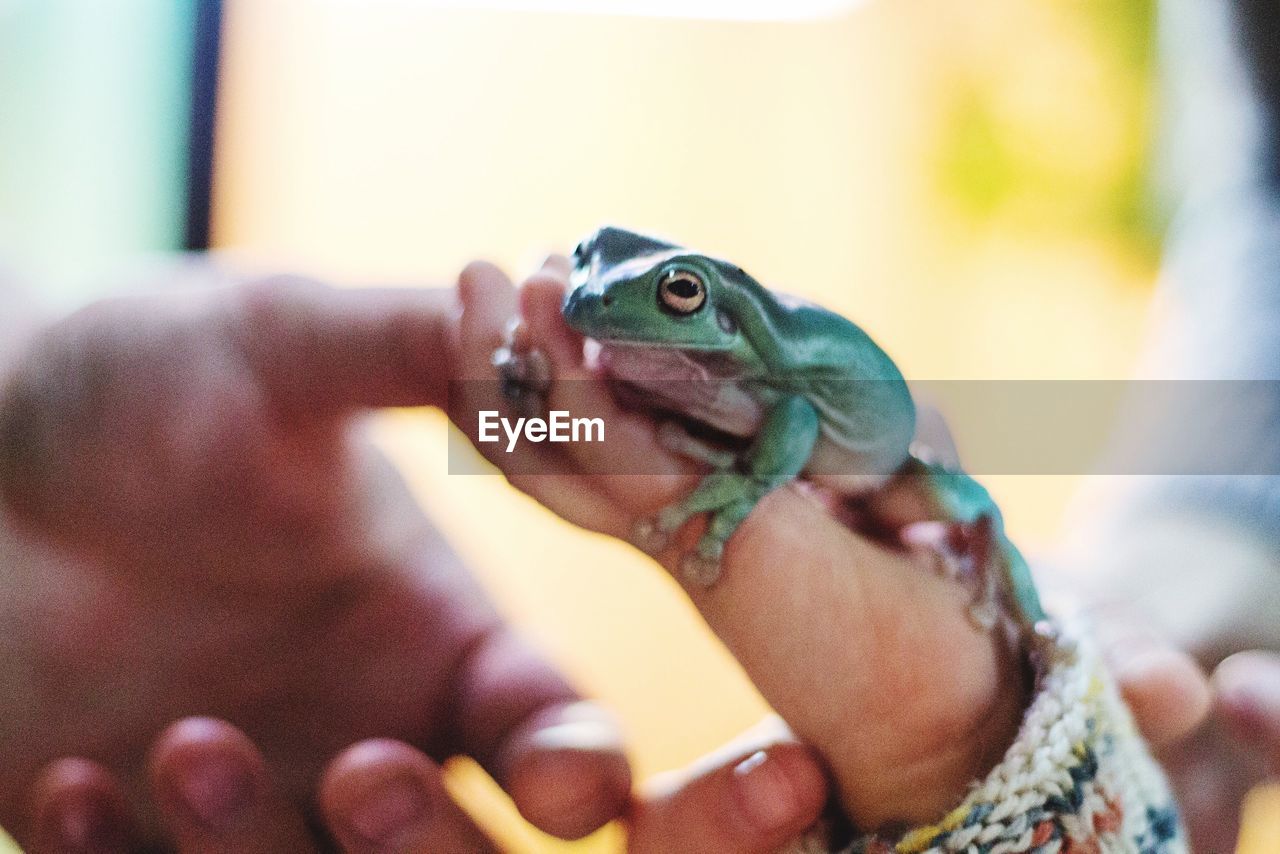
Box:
left=786, top=623, right=1186, bottom=854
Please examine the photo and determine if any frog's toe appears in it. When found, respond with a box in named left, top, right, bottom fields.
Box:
left=695, top=535, right=724, bottom=562
left=680, top=551, right=723, bottom=587
left=966, top=598, right=1000, bottom=631
left=630, top=517, right=669, bottom=555
left=493, top=346, right=551, bottom=418
left=656, top=505, right=689, bottom=534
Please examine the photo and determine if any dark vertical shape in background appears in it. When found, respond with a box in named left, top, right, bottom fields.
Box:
left=183, top=0, right=223, bottom=251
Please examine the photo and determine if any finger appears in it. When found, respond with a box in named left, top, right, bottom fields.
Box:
left=452, top=260, right=537, bottom=438
left=538, top=253, right=573, bottom=279
left=910, top=400, right=961, bottom=469
left=148, top=717, right=315, bottom=854
left=518, top=274, right=583, bottom=374
left=452, top=261, right=589, bottom=479
left=456, top=261, right=518, bottom=377
left=519, top=274, right=694, bottom=511
left=1214, top=650, right=1280, bottom=772
left=228, top=276, right=456, bottom=419
left=1096, top=617, right=1211, bottom=746
left=628, top=719, right=828, bottom=854
left=320, top=739, right=497, bottom=854
left=453, top=260, right=651, bottom=535
left=505, top=470, right=633, bottom=539
left=450, top=625, right=631, bottom=839
left=28, top=759, right=136, bottom=854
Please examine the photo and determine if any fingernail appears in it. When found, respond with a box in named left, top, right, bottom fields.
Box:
left=177, top=755, right=255, bottom=831
left=529, top=703, right=624, bottom=753
left=1102, top=621, right=1172, bottom=671
left=732, top=750, right=798, bottom=832
left=350, top=780, right=429, bottom=843
left=530, top=719, right=623, bottom=753
left=1108, top=641, right=1170, bottom=681
left=1219, top=656, right=1280, bottom=724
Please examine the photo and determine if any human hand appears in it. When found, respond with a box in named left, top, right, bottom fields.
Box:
left=22, top=615, right=1207, bottom=854
left=449, top=259, right=1211, bottom=833
left=1058, top=500, right=1280, bottom=852
left=24, top=622, right=1207, bottom=854
left=24, top=716, right=830, bottom=853
left=0, top=267, right=629, bottom=846
left=1159, top=647, right=1280, bottom=853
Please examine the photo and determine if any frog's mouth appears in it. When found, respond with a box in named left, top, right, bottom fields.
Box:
left=592, top=342, right=764, bottom=440
left=605, top=374, right=750, bottom=454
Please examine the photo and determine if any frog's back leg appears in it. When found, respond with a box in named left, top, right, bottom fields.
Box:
left=898, top=460, right=1048, bottom=633
left=634, top=394, right=821, bottom=586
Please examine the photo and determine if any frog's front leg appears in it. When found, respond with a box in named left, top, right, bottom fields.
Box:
left=634, top=395, right=821, bottom=587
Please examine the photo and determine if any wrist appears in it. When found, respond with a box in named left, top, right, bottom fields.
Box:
left=837, top=624, right=1030, bottom=831
left=792, top=620, right=1186, bottom=854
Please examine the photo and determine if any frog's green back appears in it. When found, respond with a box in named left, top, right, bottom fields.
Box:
left=701, top=257, right=917, bottom=460
left=570, top=226, right=917, bottom=466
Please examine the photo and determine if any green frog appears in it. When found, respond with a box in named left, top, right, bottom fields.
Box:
left=496, top=226, right=1047, bottom=640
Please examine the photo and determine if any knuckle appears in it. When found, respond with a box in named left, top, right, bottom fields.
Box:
left=230, top=275, right=333, bottom=349
left=227, top=274, right=334, bottom=382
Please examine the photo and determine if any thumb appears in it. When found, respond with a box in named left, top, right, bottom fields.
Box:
left=1215, top=650, right=1280, bottom=774
left=628, top=720, right=828, bottom=854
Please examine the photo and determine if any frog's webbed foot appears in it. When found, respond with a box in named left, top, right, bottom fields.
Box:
left=901, top=517, right=1001, bottom=631
left=629, top=517, right=670, bottom=555
left=639, top=425, right=740, bottom=575
left=638, top=473, right=769, bottom=587
left=492, top=319, right=550, bottom=419
left=630, top=499, right=699, bottom=556
left=643, top=395, right=817, bottom=588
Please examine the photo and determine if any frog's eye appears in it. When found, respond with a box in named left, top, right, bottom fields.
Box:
left=658, top=269, right=706, bottom=315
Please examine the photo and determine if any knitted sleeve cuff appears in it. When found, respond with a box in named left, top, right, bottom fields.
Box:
left=786, top=621, right=1187, bottom=854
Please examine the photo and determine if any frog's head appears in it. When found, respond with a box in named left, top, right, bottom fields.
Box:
left=563, top=226, right=752, bottom=352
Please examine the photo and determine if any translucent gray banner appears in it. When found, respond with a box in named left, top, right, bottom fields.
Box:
left=446, top=380, right=1280, bottom=476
